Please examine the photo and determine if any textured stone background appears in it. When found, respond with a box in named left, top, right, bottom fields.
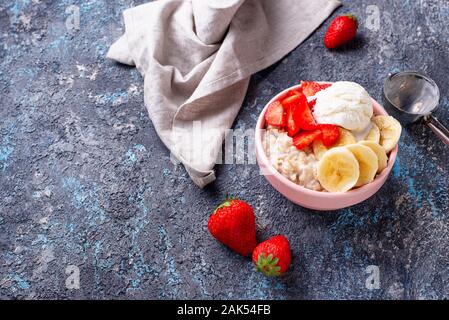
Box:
left=0, top=0, right=448, bottom=300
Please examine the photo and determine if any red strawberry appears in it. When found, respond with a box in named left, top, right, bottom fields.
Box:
left=282, top=95, right=302, bottom=137
left=252, top=235, right=291, bottom=277
left=319, top=124, right=340, bottom=147
left=281, top=94, right=300, bottom=106
left=208, top=199, right=257, bottom=256
left=301, top=81, right=332, bottom=97
left=292, top=129, right=322, bottom=150
left=309, top=99, right=317, bottom=109
left=296, top=93, right=318, bottom=130
left=286, top=105, right=301, bottom=137
left=324, top=14, right=358, bottom=49
left=264, top=101, right=286, bottom=128
left=284, top=89, right=302, bottom=98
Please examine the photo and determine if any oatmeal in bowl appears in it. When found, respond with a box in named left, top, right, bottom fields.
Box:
left=255, top=81, right=401, bottom=210
left=263, top=126, right=322, bottom=191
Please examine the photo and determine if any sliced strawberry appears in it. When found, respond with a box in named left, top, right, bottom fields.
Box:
left=319, top=124, right=340, bottom=147
left=292, top=130, right=322, bottom=150
left=265, top=101, right=286, bottom=127
left=281, top=94, right=301, bottom=106
left=286, top=104, right=301, bottom=137
left=281, top=95, right=301, bottom=136
left=296, top=94, right=318, bottom=131
left=309, top=99, right=317, bottom=109
left=284, top=89, right=302, bottom=98
left=301, top=81, right=332, bottom=97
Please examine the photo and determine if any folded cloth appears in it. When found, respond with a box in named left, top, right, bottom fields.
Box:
left=108, top=0, right=341, bottom=188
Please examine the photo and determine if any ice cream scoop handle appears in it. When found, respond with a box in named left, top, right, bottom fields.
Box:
left=425, top=115, right=449, bottom=147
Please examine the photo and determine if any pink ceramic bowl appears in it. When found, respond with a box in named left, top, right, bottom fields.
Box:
left=255, top=83, right=398, bottom=211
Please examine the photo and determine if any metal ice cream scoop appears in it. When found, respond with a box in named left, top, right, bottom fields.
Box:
left=383, top=71, right=449, bottom=146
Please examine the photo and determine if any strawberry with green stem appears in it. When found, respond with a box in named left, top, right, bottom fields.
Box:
left=208, top=197, right=257, bottom=257
left=252, top=235, right=292, bottom=277
left=324, top=14, right=359, bottom=49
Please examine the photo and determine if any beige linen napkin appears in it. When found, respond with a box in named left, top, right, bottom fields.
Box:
left=108, top=0, right=341, bottom=188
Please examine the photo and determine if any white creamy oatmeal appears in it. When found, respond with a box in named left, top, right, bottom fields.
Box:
left=263, top=127, right=322, bottom=191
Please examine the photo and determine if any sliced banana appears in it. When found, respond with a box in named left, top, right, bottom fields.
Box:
left=312, top=128, right=357, bottom=159
left=317, top=147, right=360, bottom=193
left=364, top=123, right=381, bottom=143
left=345, top=144, right=379, bottom=187
left=372, top=116, right=402, bottom=153
left=359, top=140, right=388, bottom=173
left=337, top=128, right=358, bottom=146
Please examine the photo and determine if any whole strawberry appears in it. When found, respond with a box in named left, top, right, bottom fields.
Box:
left=324, top=14, right=358, bottom=49
left=208, top=198, right=257, bottom=256
left=252, top=235, right=291, bottom=277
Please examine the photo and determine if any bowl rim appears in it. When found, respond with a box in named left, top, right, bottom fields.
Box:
left=255, top=82, right=399, bottom=198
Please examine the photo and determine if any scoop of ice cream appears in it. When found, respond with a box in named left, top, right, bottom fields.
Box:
left=312, top=81, right=373, bottom=132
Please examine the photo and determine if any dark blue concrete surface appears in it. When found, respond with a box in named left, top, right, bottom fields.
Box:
left=0, top=0, right=448, bottom=299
